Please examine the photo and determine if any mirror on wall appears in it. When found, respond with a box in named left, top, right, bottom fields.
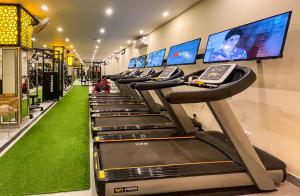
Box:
left=0, top=49, right=2, bottom=94
left=2, top=49, right=16, bottom=95
left=21, top=50, right=29, bottom=118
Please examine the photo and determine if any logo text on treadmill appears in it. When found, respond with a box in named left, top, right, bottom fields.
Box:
left=114, top=186, right=139, bottom=193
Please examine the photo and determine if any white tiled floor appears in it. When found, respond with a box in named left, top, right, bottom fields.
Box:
left=245, top=182, right=300, bottom=195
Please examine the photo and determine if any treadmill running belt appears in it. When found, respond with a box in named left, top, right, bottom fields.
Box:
left=90, top=98, right=135, bottom=102
left=91, top=93, right=125, bottom=97
left=94, top=115, right=170, bottom=127
left=92, top=104, right=148, bottom=111
left=99, top=139, right=231, bottom=169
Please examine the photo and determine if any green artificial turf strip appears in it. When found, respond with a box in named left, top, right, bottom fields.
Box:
left=0, top=86, right=90, bottom=196
left=21, top=99, right=29, bottom=118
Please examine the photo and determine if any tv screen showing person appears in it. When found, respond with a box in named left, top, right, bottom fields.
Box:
left=136, top=55, right=148, bottom=68
left=128, top=58, right=136, bottom=69
left=167, top=38, right=201, bottom=65
left=204, top=11, right=291, bottom=63
left=147, top=48, right=166, bottom=67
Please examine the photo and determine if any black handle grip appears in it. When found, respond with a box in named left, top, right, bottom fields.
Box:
left=110, top=75, right=134, bottom=81
left=135, top=78, right=185, bottom=90
left=118, top=76, right=151, bottom=84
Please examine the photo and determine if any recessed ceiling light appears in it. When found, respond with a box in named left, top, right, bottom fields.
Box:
left=65, top=38, right=69, bottom=42
left=95, top=45, right=99, bottom=49
left=119, top=46, right=123, bottom=49
left=57, top=27, right=63, bottom=32
left=139, top=30, right=144, bottom=35
left=100, top=28, right=105, bottom=34
left=32, top=37, right=36, bottom=41
left=105, top=7, right=113, bottom=16
left=127, top=40, right=131, bottom=44
left=43, top=44, right=47, bottom=48
left=163, top=11, right=169, bottom=17
left=97, top=39, right=101, bottom=43
left=41, top=5, right=48, bottom=11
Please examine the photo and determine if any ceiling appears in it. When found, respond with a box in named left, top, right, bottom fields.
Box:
left=3, top=0, right=200, bottom=62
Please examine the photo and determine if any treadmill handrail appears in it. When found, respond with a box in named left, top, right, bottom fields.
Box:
left=135, top=78, right=185, bottom=90
left=110, top=75, right=136, bottom=81
left=166, top=67, right=256, bottom=103
left=131, top=69, right=184, bottom=89
left=104, top=70, right=129, bottom=79
left=110, top=70, right=142, bottom=81
left=118, top=76, right=152, bottom=84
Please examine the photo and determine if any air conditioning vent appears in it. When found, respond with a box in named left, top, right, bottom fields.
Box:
left=134, top=36, right=149, bottom=49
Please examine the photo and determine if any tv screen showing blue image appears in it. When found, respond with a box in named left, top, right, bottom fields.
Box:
left=128, top=58, right=136, bottom=69
left=136, top=55, right=148, bottom=68
left=203, top=11, right=292, bottom=63
left=167, top=38, right=201, bottom=65
left=147, top=48, right=166, bottom=67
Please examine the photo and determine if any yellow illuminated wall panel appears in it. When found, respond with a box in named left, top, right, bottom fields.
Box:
left=0, top=5, right=18, bottom=46
left=20, top=8, right=33, bottom=48
left=67, top=56, right=73, bottom=66
left=54, top=47, right=64, bottom=60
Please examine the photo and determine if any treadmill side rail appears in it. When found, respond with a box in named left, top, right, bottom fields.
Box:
left=155, top=88, right=198, bottom=134
left=96, top=170, right=283, bottom=196
left=92, top=123, right=176, bottom=132
left=207, top=100, right=276, bottom=191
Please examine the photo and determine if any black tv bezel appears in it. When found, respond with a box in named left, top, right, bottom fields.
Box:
left=166, top=38, right=201, bottom=66
left=146, top=48, right=167, bottom=68
left=135, top=54, right=148, bottom=68
left=203, top=11, right=292, bottom=64
left=128, top=58, right=137, bottom=69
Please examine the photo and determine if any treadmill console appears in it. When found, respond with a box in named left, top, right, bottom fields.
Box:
left=128, top=69, right=138, bottom=76
left=192, top=64, right=236, bottom=85
left=158, top=67, right=178, bottom=79
left=121, top=70, right=129, bottom=75
left=140, top=68, right=153, bottom=77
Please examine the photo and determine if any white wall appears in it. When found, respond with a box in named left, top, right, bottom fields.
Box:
left=106, top=0, right=300, bottom=177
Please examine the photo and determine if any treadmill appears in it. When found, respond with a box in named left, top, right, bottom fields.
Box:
left=93, top=65, right=286, bottom=196
left=90, top=50, right=168, bottom=113
left=90, top=68, right=160, bottom=116
left=90, top=69, right=140, bottom=99
left=90, top=70, right=129, bottom=97
left=91, top=66, right=199, bottom=137
left=91, top=43, right=202, bottom=137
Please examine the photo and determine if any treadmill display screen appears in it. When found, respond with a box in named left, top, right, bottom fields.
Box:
left=167, top=38, right=201, bottom=65
left=128, top=58, right=136, bottom=69
left=158, top=67, right=178, bottom=79
left=140, top=68, right=152, bottom=77
left=203, top=11, right=292, bottom=63
left=147, top=48, right=166, bottom=67
left=136, top=55, right=148, bottom=68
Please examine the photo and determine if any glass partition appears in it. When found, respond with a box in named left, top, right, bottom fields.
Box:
left=21, top=50, right=29, bottom=118
left=0, top=49, right=18, bottom=125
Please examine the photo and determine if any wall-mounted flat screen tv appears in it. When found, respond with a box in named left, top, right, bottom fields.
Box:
left=128, top=58, right=136, bottom=69
left=203, top=11, right=292, bottom=63
left=147, top=48, right=166, bottom=67
left=136, top=55, right=148, bottom=68
left=167, top=38, right=201, bottom=65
